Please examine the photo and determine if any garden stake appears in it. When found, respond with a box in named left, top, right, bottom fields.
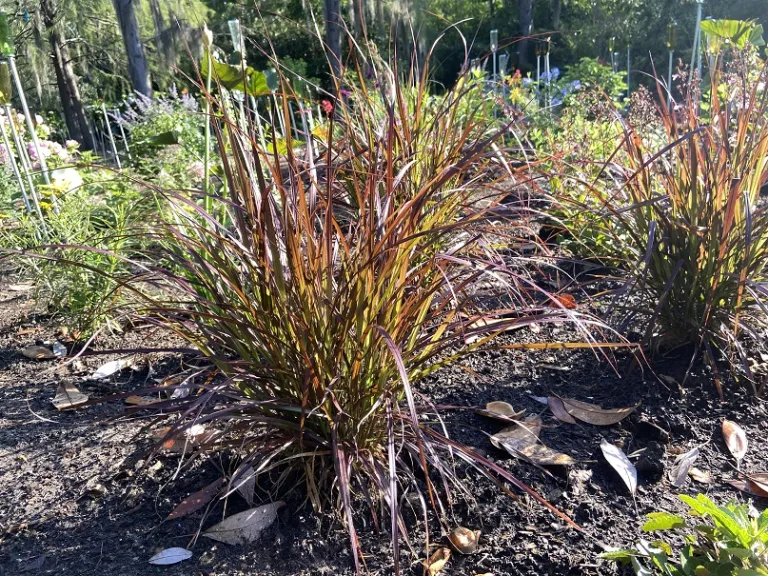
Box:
left=7, top=55, right=51, bottom=188
left=5, top=103, right=45, bottom=229
left=250, top=96, right=267, bottom=151
left=666, top=22, right=677, bottom=109
left=101, top=101, right=121, bottom=170
left=691, top=0, right=703, bottom=83
left=0, top=115, right=32, bottom=213
left=116, top=110, right=131, bottom=160
left=490, top=29, right=498, bottom=118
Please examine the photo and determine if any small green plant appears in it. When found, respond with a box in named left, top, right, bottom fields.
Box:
left=1, top=172, right=145, bottom=337
left=602, top=494, right=768, bottom=575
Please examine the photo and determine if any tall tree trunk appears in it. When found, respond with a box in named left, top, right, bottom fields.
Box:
left=112, top=0, right=152, bottom=97
left=324, top=0, right=342, bottom=80
left=353, top=0, right=366, bottom=39
left=148, top=0, right=174, bottom=66
left=551, top=0, right=562, bottom=30
left=518, top=0, right=534, bottom=69
left=375, top=0, right=384, bottom=40
left=40, top=0, right=95, bottom=149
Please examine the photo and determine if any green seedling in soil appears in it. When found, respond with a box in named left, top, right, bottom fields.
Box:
left=601, top=493, right=768, bottom=575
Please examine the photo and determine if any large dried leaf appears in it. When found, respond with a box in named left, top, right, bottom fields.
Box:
left=669, top=447, right=699, bottom=488
left=721, top=420, right=747, bottom=468
left=481, top=401, right=526, bottom=421
left=547, top=397, right=577, bottom=424
left=600, top=439, right=637, bottom=497
left=746, top=472, right=768, bottom=494
left=689, top=467, right=713, bottom=484
left=148, top=548, right=192, bottom=565
left=490, top=416, right=575, bottom=466
left=23, top=345, right=55, bottom=360
left=51, top=383, right=89, bottom=410
left=727, top=479, right=768, bottom=497
left=562, top=399, right=637, bottom=426
left=167, top=477, right=226, bottom=520
left=202, top=501, right=284, bottom=545
left=423, top=547, right=451, bottom=575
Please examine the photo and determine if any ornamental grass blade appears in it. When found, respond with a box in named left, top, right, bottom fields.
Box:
left=669, top=447, right=699, bottom=488
left=202, top=501, right=284, bottom=545
left=562, top=399, right=637, bottom=426
left=721, top=420, right=747, bottom=469
left=547, top=397, right=577, bottom=424
left=51, top=382, right=89, bottom=410
left=166, top=477, right=226, bottom=520
left=148, top=547, right=192, bottom=566
left=600, top=439, right=637, bottom=500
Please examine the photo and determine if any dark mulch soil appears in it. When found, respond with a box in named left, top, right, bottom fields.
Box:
left=1, top=275, right=766, bottom=576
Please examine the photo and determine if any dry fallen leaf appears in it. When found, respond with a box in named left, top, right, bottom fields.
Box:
left=547, top=397, right=577, bottom=424
left=722, top=420, right=748, bottom=469
left=233, top=464, right=256, bottom=507
left=202, top=501, right=285, bottom=545
left=490, top=416, right=575, bottom=466
left=669, top=447, right=699, bottom=488
left=482, top=401, right=526, bottom=421
left=746, top=472, right=768, bottom=494
left=125, top=395, right=161, bottom=406
left=152, top=425, right=211, bottom=453
left=51, top=383, right=89, bottom=410
left=600, top=439, right=637, bottom=499
left=448, top=526, right=480, bottom=554
left=148, top=547, right=192, bottom=566
left=727, top=479, right=768, bottom=497
left=167, top=477, right=226, bottom=520
left=562, top=399, right=637, bottom=426
left=423, top=547, right=451, bottom=576
left=689, top=467, right=713, bottom=484
left=92, top=358, right=133, bottom=379
left=22, top=345, right=56, bottom=360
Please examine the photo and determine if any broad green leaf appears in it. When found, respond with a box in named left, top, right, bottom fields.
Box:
left=201, top=51, right=271, bottom=96
left=599, top=549, right=636, bottom=562
left=700, top=19, right=765, bottom=53
left=145, top=130, right=180, bottom=146
left=643, top=512, right=687, bottom=532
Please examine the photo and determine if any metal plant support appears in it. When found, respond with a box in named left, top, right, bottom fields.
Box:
left=7, top=55, right=51, bottom=188
left=101, top=101, right=121, bottom=170
left=490, top=29, right=498, bottom=117
left=666, top=22, right=677, bottom=108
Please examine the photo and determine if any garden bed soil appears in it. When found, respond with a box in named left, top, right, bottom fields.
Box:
left=1, top=275, right=767, bottom=576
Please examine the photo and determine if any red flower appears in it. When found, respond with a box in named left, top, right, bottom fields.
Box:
left=321, top=99, right=334, bottom=115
